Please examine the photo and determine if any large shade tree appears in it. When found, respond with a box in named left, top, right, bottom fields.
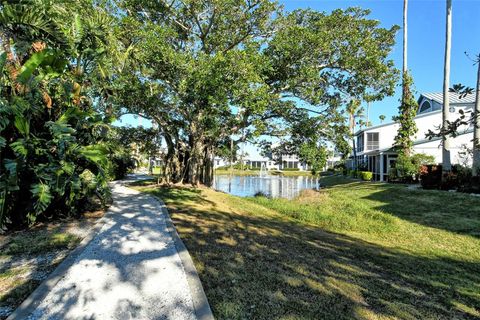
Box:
left=111, top=1, right=399, bottom=186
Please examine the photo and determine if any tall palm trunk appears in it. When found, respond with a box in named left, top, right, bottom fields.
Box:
left=401, top=0, right=411, bottom=157
left=403, top=0, right=408, bottom=75
left=473, top=57, right=480, bottom=175
left=442, top=0, right=453, bottom=172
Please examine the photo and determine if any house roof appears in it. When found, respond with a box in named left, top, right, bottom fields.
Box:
left=421, top=92, right=476, bottom=105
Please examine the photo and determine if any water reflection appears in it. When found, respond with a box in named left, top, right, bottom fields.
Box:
left=213, top=175, right=320, bottom=199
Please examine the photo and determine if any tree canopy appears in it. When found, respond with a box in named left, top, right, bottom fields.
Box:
left=111, top=1, right=399, bottom=185
left=0, top=0, right=400, bottom=228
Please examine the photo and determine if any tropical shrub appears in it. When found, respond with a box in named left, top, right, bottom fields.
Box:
left=420, top=165, right=442, bottom=189
left=348, top=169, right=358, bottom=178
left=395, top=153, right=436, bottom=182
left=0, top=0, right=118, bottom=229
left=359, top=171, right=373, bottom=181
left=109, top=151, right=136, bottom=180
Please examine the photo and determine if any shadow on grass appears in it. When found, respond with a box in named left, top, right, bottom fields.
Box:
left=320, top=176, right=480, bottom=239
left=363, top=186, right=480, bottom=239
left=159, top=188, right=480, bottom=320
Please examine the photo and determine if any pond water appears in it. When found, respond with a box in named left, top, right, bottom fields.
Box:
left=213, top=174, right=320, bottom=199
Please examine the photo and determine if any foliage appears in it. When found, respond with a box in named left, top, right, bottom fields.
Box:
left=348, top=169, right=358, bottom=178
left=115, top=126, right=162, bottom=159
left=425, top=84, right=474, bottom=141
left=394, top=153, right=435, bottom=182
left=420, top=163, right=480, bottom=192
left=109, top=151, right=136, bottom=180
left=0, top=0, right=120, bottom=228
left=359, top=171, right=373, bottom=181
left=393, top=72, right=418, bottom=156
left=114, top=2, right=399, bottom=186
left=298, top=142, right=327, bottom=175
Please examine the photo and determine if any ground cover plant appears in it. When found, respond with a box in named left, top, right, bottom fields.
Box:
left=135, top=177, right=480, bottom=319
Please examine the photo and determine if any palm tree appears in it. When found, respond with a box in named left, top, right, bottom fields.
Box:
left=394, top=0, right=417, bottom=158
left=379, top=115, right=386, bottom=123
left=442, top=0, right=453, bottom=172
left=403, top=0, right=408, bottom=75
left=473, top=55, right=480, bottom=175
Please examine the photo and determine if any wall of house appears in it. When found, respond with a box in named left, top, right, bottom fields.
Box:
left=413, top=132, right=472, bottom=166
left=356, top=105, right=472, bottom=156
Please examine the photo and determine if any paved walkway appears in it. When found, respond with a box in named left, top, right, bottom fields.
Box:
left=16, top=179, right=203, bottom=320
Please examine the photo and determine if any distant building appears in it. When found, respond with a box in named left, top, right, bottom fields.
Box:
left=213, top=157, right=229, bottom=169
left=348, top=92, right=475, bottom=181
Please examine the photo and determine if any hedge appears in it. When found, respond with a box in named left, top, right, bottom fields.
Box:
left=359, top=171, right=373, bottom=181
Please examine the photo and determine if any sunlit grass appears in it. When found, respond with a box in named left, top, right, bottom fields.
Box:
left=136, top=181, right=480, bottom=319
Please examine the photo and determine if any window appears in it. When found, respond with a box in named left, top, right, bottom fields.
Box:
left=357, top=134, right=364, bottom=152
left=419, top=100, right=431, bottom=113
left=366, top=132, right=379, bottom=150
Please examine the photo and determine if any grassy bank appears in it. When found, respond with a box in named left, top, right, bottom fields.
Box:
left=135, top=177, right=480, bottom=319
left=0, top=211, right=103, bottom=319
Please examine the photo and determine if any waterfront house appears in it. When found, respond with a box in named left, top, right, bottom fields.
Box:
left=349, top=92, right=475, bottom=181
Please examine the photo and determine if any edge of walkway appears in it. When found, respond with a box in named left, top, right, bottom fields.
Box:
left=7, top=178, right=214, bottom=320
left=153, top=196, right=215, bottom=320
left=6, top=215, right=109, bottom=320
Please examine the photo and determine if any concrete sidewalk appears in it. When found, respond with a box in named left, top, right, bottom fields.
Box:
left=10, top=179, right=211, bottom=320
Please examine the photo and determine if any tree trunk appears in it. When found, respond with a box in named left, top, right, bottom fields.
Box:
left=202, top=146, right=215, bottom=187
left=401, top=0, right=411, bottom=157
left=442, top=0, right=453, bottom=173
left=403, top=0, right=408, bottom=75
left=473, top=58, right=480, bottom=175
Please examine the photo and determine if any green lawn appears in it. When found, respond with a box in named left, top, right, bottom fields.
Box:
left=135, top=177, right=480, bottom=319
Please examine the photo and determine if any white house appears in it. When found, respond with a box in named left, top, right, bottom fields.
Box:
left=213, top=157, right=229, bottom=169
left=276, top=153, right=310, bottom=171
left=349, top=92, right=475, bottom=181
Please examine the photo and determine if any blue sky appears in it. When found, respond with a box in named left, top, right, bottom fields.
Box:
left=116, top=0, right=480, bottom=157
left=279, top=0, right=480, bottom=125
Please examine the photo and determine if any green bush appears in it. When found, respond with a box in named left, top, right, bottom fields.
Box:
left=0, top=2, right=115, bottom=229
left=281, top=168, right=300, bottom=171
left=110, top=152, right=136, bottom=180
left=359, top=171, right=373, bottom=181
left=396, top=153, right=436, bottom=182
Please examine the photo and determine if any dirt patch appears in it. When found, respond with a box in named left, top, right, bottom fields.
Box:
left=295, top=189, right=328, bottom=203
left=0, top=209, right=105, bottom=319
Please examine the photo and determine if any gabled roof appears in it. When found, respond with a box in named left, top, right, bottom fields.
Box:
left=421, top=92, right=476, bottom=105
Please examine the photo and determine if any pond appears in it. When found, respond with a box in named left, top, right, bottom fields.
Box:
left=213, top=174, right=320, bottom=199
